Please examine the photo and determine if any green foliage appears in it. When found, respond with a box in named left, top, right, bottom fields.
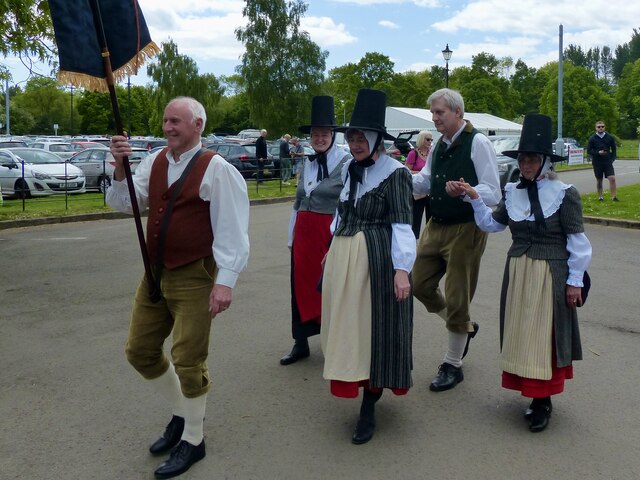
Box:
left=76, top=90, right=113, bottom=134
left=616, top=59, right=640, bottom=138
left=235, top=0, right=327, bottom=134
left=581, top=184, right=640, bottom=222
left=146, top=40, right=224, bottom=136
left=612, top=28, right=640, bottom=80
left=12, top=77, right=68, bottom=134
left=0, top=0, right=56, bottom=81
left=539, top=62, right=617, bottom=142
left=510, top=59, right=547, bottom=115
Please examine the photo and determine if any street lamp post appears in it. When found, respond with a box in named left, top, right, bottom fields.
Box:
left=441, top=43, right=453, bottom=88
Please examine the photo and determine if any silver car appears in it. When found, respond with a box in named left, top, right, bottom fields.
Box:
left=0, top=148, right=86, bottom=198
left=68, top=147, right=150, bottom=192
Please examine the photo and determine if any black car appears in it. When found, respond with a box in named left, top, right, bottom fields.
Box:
left=489, top=135, right=521, bottom=188
left=207, top=142, right=276, bottom=179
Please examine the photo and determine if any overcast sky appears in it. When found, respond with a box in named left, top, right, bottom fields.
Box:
left=5, top=0, right=640, bottom=87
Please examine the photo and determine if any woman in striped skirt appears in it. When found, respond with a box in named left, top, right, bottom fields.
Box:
left=321, top=89, right=416, bottom=444
left=451, top=114, right=592, bottom=433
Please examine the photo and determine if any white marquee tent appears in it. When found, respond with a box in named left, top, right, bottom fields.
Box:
left=385, top=107, right=523, bottom=139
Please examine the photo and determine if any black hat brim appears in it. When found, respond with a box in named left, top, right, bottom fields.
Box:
left=299, top=124, right=336, bottom=134
left=502, top=149, right=566, bottom=163
left=334, top=125, right=396, bottom=142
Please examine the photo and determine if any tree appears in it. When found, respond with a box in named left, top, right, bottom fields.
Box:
left=0, top=1, right=56, bottom=80
left=12, top=77, right=68, bottom=134
left=616, top=59, right=640, bottom=138
left=146, top=40, right=224, bottom=136
left=612, top=28, right=640, bottom=80
left=539, top=62, right=617, bottom=142
left=510, top=59, right=547, bottom=115
left=76, top=90, right=113, bottom=134
left=235, top=0, right=327, bottom=134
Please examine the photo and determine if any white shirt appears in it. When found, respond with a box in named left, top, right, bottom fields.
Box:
left=412, top=122, right=501, bottom=207
left=106, top=142, right=250, bottom=288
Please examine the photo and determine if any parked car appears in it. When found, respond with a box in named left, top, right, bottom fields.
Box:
left=70, top=141, right=110, bottom=152
left=68, top=147, right=150, bottom=192
left=488, top=135, right=521, bottom=188
left=129, top=138, right=167, bottom=151
left=207, top=142, right=276, bottom=179
left=31, top=141, right=77, bottom=160
left=0, top=140, right=29, bottom=148
left=0, top=148, right=86, bottom=198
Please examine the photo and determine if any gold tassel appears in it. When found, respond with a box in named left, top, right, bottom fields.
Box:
left=56, top=41, right=161, bottom=92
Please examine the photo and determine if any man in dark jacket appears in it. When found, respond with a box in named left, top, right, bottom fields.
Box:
left=587, top=121, right=618, bottom=201
left=256, top=129, right=268, bottom=184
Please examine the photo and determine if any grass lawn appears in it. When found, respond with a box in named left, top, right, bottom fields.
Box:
left=617, top=139, right=639, bottom=159
left=0, top=178, right=637, bottom=224
left=0, top=180, right=298, bottom=221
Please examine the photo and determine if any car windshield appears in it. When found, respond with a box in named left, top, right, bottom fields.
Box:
left=490, top=137, right=520, bottom=156
left=11, top=148, right=65, bottom=164
left=242, top=145, right=256, bottom=156
left=49, top=144, right=75, bottom=152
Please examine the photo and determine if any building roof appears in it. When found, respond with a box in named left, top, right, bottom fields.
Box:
left=385, top=107, right=523, bottom=138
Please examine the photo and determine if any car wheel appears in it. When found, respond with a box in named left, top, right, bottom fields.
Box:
left=14, top=179, right=31, bottom=199
left=98, top=175, right=111, bottom=193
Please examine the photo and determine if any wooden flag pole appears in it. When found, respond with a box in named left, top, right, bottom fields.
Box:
left=89, top=0, right=160, bottom=301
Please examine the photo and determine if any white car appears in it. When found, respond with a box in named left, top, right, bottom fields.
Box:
left=0, top=148, right=86, bottom=198
left=31, top=141, right=77, bottom=160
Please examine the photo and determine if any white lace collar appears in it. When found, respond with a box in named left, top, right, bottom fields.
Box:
left=303, top=145, right=347, bottom=196
left=339, top=153, right=405, bottom=205
left=505, top=178, right=572, bottom=222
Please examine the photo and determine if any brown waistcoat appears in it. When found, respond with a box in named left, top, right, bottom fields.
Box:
left=146, top=150, right=214, bottom=270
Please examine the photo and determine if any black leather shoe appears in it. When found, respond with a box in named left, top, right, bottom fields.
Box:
left=352, top=418, right=375, bottom=445
left=462, top=322, right=479, bottom=359
left=154, top=440, right=206, bottom=479
left=529, top=404, right=552, bottom=432
left=429, top=363, right=464, bottom=392
left=524, top=398, right=553, bottom=420
left=149, top=416, right=185, bottom=456
left=280, top=341, right=310, bottom=365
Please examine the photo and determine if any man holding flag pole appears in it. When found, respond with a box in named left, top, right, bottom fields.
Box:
left=49, top=2, right=251, bottom=478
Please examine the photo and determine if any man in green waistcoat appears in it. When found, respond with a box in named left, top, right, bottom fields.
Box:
left=412, top=89, right=501, bottom=392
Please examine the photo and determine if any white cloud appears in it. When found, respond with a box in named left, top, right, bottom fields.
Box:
left=301, top=17, right=358, bottom=47
left=331, top=0, right=439, bottom=6
left=379, top=20, right=400, bottom=29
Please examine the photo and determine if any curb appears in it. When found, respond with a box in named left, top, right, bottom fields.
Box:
left=0, top=196, right=296, bottom=231
left=1, top=197, right=637, bottom=231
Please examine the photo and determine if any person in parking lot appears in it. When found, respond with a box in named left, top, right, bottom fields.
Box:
left=451, top=114, right=592, bottom=433
left=106, top=96, right=250, bottom=479
left=322, top=89, right=415, bottom=445
left=289, top=137, right=304, bottom=185
left=256, top=128, right=268, bottom=184
left=281, top=96, right=351, bottom=366
left=404, top=130, right=433, bottom=238
left=279, top=133, right=292, bottom=184
left=412, top=88, right=501, bottom=392
left=587, top=121, right=618, bottom=201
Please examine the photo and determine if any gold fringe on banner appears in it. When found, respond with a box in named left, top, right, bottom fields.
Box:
left=56, top=41, right=161, bottom=92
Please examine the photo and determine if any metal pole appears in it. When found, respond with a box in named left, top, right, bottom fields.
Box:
left=5, top=78, right=10, bottom=135
left=445, top=60, right=449, bottom=88
left=70, top=86, right=74, bottom=135
left=555, top=24, right=565, bottom=157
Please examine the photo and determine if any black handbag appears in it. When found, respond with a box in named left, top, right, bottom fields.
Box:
left=578, top=271, right=591, bottom=307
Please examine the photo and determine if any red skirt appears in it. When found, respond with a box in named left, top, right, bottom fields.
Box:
left=330, top=380, right=409, bottom=399
left=293, top=211, right=333, bottom=323
left=502, top=365, right=573, bottom=398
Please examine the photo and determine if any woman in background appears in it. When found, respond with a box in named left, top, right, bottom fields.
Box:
left=404, top=130, right=433, bottom=238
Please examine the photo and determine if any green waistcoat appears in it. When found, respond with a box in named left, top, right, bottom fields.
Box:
left=430, top=122, right=479, bottom=225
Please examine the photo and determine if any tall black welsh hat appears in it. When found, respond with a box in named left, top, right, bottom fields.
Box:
left=502, top=114, right=565, bottom=163
left=299, top=96, right=337, bottom=134
left=335, top=88, right=396, bottom=141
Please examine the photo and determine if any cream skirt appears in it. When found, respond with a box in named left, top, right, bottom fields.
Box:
left=501, top=255, right=554, bottom=380
left=320, top=233, right=372, bottom=382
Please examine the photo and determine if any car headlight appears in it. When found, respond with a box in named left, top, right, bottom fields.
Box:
left=33, top=170, right=52, bottom=180
left=497, top=163, right=509, bottom=172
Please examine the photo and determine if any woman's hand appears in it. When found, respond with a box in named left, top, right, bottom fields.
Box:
left=394, top=270, right=411, bottom=302
left=566, top=285, right=582, bottom=308
left=446, top=178, right=479, bottom=200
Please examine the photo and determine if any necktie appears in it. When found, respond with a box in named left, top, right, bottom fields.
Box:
left=348, top=158, right=375, bottom=203
left=308, top=153, right=330, bottom=182
left=516, top=177, right=545, bottom=228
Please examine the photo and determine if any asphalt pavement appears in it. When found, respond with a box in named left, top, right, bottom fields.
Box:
left=2, top=187, right=640, bottom=479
